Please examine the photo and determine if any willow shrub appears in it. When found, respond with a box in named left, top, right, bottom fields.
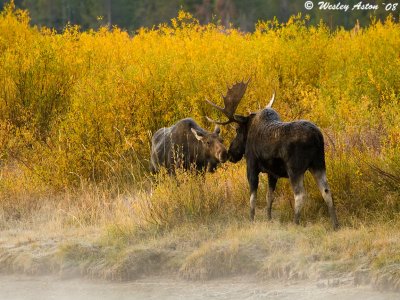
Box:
left=0, top=4, right=399, bottom=195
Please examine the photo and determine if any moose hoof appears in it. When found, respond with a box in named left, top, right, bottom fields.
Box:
left=250, top=210, right=255, bottom=221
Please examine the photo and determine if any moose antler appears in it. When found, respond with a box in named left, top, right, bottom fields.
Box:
left=206, top=79, right=250, bottom=125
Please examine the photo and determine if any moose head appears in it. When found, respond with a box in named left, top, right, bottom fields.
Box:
left=206, top=80, right=275, bottom=162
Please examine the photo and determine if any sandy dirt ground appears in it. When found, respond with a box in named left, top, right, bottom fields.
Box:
left=0, top=275, right=398, bottom=300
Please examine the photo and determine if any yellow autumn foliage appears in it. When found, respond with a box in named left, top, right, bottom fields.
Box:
left=0, top=3, right=399, bottom=188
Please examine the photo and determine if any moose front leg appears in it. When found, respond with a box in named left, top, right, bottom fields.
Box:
left=247, top=162, right=260, bottom=221
left=266, top=175, right=278, bottom=220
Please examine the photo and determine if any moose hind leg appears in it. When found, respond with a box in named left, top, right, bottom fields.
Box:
left=289, top=174, right=306, bottom=225
left=266, top=175, right=278, bottom=220
left=311, top=169, right=339, bottom=230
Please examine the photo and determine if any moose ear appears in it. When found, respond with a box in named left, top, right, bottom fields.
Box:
left=191, top=128, right=204, bottom=141
left=214, top=125, right=221, bottom=135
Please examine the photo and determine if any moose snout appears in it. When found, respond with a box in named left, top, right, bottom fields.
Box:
left=218, top=150, right=229, bottom=163
left=228, top=156, right=239, bottom=163
left=227, top=149, right=243, bottom=163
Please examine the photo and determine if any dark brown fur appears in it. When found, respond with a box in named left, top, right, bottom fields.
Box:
left=150, top=118, right=228, bottom=174
left=206, top=81, right=339, bottom=229
left=229, top=108, right=339, bottom=229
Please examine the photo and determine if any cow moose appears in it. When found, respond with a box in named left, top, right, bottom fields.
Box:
left=206, top=81, right=339, bottom=230
left=150, top=118, right=228, bottom=174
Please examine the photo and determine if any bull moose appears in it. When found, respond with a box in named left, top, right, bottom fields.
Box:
left=150, top=118, right=228, bottom=174
left=206, top=81, right=339, bottom=230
